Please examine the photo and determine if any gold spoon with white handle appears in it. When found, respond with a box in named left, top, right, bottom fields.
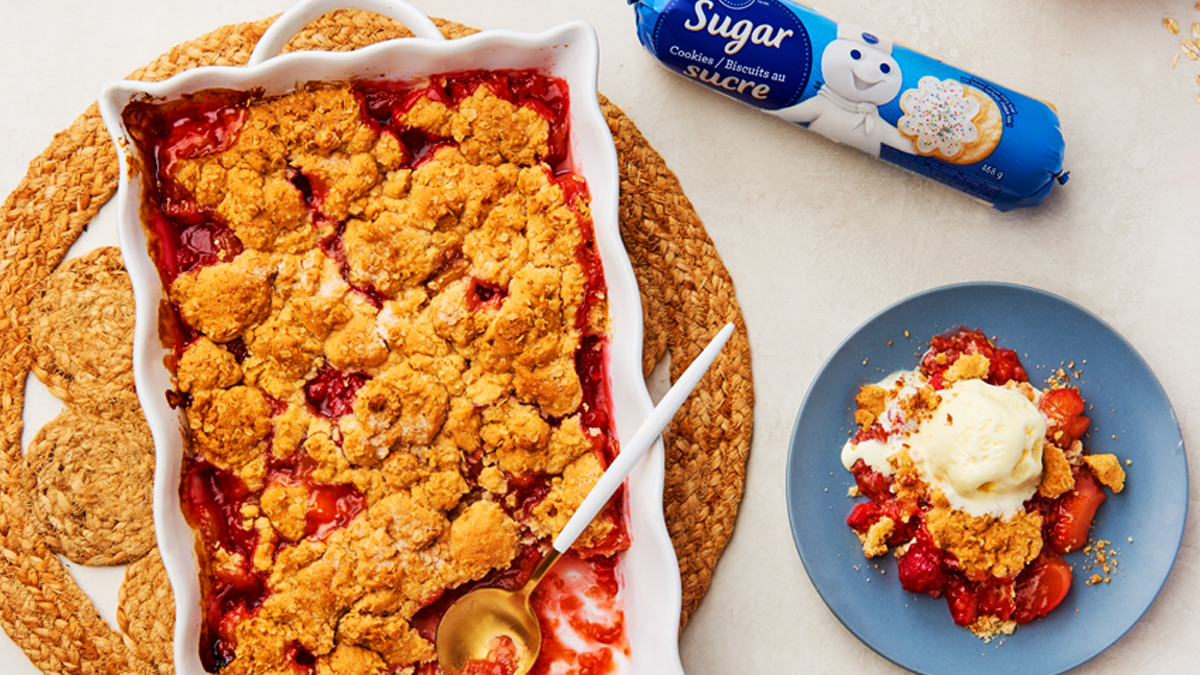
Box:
left=435, top=322, right=736, bottom=675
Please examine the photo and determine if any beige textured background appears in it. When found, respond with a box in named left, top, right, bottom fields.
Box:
left=3, top=1, right=1198, bottom=674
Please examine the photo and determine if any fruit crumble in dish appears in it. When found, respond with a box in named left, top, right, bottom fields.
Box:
left=841, top=328, right=1126, bottom=639
left=122, top=70, right=630, bottom=674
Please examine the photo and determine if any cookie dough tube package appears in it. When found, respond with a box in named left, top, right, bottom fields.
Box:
left=628, top=0, right=1068, bottom=210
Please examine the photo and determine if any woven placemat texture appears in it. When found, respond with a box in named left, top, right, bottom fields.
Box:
left=23, top=404, right=156, bottom=567
left=0, top=9, right=753, bottom=674
left=117, top=548, right=174, bottom=675
left=27, top=247, right=141, bottom=424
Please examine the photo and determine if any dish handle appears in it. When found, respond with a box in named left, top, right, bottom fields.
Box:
left=248, top=0, right=445, bottom=65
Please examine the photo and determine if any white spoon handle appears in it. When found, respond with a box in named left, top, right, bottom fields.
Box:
left=552, top=322, right=736, bottom=553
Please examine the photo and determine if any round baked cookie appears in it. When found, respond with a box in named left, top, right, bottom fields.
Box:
left=117, top=548, right=175, bottom=675
left=24, top=407, right=156, bottom=565
left=898, top=76, right=1003, bottom=165
left=28, top=246, right=140, bottom=422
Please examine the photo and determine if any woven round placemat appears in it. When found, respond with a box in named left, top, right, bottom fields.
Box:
left=0, top=10, right=754, bottom=674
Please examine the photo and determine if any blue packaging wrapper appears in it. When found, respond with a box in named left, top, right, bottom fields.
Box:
left=629, top=0, right=1068, bottom=210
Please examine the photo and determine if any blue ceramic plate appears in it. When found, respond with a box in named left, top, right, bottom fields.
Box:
left=786, top=282, right=1187, bottom=674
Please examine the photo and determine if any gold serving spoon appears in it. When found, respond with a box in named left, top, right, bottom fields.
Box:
left=436, top=323, right=735, bottom=675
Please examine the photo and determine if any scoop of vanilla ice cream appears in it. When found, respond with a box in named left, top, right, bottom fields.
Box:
left=909, top=378, right=1046, bottom=517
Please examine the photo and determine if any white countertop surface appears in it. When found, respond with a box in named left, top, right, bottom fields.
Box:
left=3, top=1, right=1197, bottom=673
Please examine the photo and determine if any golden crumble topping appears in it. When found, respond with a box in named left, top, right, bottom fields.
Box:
left=968, top=615, right=1016, bottom=642
left=854, top=384, right=887, bottom=429
left=888, top=448, right=927, bottom=503
left=188, top=386, right=273, bottom=490
left=1038, top=442, right=1076, bottom=499
left=530, top=451, right=614, bottom=548
left=925, top=490, right=1043, bottom=580
left=942, top=353, right=989, bottom=383
left=898, top=383, right=940, bottom=423
left=260, top=483, right=309, bottom=542
left=131, top=76, right=619, bottom=673
left=341, top=362, right=450, bottom=467
left=1084, top=453, right=1126, bottom=493
left=171, top=250, right=274, bottom=343
left=859, top=517, right=895, bottom=558
left=177, top=337, right=242, bottom=393
left=242, top=304, right=326, bottom=400
left=401, top=87, right=550, bottom=166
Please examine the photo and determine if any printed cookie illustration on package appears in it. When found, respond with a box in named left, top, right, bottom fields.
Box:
left=629, top=0, right=1067, bottom=210
left=898, top=77, right=1003, bottom=165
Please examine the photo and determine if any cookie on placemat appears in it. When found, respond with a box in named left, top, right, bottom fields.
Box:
left=898, top=76, right=1003, bottom=165
left=118, top=548, right=174, bottom=674
left=24, top=407, right=156, bottom=565
left=28, top=246, right=140, bottom=422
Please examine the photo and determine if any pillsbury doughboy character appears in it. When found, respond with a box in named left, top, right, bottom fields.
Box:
left=775, top=24, right=913, bottom=157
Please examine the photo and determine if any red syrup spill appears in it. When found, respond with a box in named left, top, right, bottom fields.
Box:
left=286, top=165, right=326, bottom=210
left=304, top=361, right=370, bottom=420
left=305, top=481, right=367, bottom=539
left=179, top=457, right=266, bottom=672
left=123, top=93, right=250, bottom=287
left=502, top=470, right=554, bottom=522
left=285, top=641, right=317, bottom=674
left=122, top=92, right=248, bottom=179
left=123, top=92, right=253, bottom=382
left=223, top=337, right=250, bottom=364
left=467, top=276, right=508, bottom=312
left=181, top=459, right=260, bottom=571
left=400, top=127, right=458, bottom=168
left=528, top=554, right=625, bottom=675
left=458, top=636, right=522, bottom=675
left=266, top=451, right=366, bottom=541
left=552, top=171, right=608, bottom=337
left=263, top=391, right=290, bottom=418
left=160, top=103, right=248, bottom=170
left=148, top=213, right=245, bottom=284
left=575, top=336, right=613, bottom=459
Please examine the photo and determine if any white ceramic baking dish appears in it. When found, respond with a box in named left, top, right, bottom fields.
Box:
left=97, top=1, right=684, bottom=673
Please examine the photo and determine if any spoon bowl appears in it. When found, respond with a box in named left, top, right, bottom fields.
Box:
left=435, top=587, right=539, bottom=674
left=435, top=323, right=735, bottom=675
left=435, top=547, right=561, bottom=674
